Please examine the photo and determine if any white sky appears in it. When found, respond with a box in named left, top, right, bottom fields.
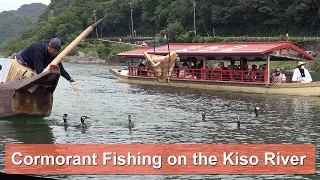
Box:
left=0, top=0, right=51, bottom=13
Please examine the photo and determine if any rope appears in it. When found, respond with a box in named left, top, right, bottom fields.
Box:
left=49, top=82, right=108, bottom=121
left=69, top=82, right=89, bottom=104
left=70, top=82, right=80, bottom=97
left=166, top=28, right=171, bottom=82
left=68, top=82, right=106, bottom=118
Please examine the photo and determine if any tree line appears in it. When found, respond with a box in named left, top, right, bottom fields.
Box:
left=0, top=3, right=47, bottom=50
left=2, top=0, right=320, bottom=56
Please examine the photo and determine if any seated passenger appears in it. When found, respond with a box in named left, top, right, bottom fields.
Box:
left=271, top=67, right=286, bottom=83
left=137, top=63, right=147, bottom=76
left=256, top=64, right=267, bottom=81
left=213, top=61, right=230, bottom=81
left=179, top=62, right=189, bottom=79
left=292, top=61, right=312, bottom=83
left=227, top=59, right=237, bottom=70
left=252, top=64, right=258, bottom=71
left=171, top=64, right=180, bottom=78
left=245, top=64, right=259, bottom=82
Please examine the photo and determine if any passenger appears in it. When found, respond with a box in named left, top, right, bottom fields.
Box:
left=213, top=61, right=224, bottom=71
left=227, top=59, right=237, bottom=70
left=235, top=60, right=247, bottom=81
left=179, top=62, right=189, bottom=79
left=213, top=61, right=230, bottom=81
left=292, top=61, right=312, bottom=83
left=259, top=64, right=267, bottom=70
left=184, top=62, right=197, bottom=80
left=256, top=64, right=267, bottom=81
left=252, top=64, right=258, bottom=71
left=137, top=63, right=147, bottom=76
left=190, top=57, right=198, bottom=69
left=242, top=63, right=249, bottom=70
left=194, top=63, right=203, bottom=78
left=172, top=64, right=180, bottom=78
left=251, top=64, right=260, bottom=81
left=239, top=61, right=250, bottom=81
left=227, top=59, right=238, bottom=80
left=245, top=64, right=258, bottom=82
left=271, top=67, right=286, bottom=83
left=238, top=59, right=248, bottom=70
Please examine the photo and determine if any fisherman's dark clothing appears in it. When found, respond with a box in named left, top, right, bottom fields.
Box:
left=299, top=68, right=305, bottom=77
left=16, top=43, right=71, bottom=80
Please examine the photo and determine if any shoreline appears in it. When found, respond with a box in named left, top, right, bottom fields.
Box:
left=1, top=52, right=319, bottom=72
left=0, top=51, right=108, bottom=64
left=62, top=55, right=107, bottom=64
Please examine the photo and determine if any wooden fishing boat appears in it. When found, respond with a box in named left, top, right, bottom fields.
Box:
left=0, top=61, right=60, bottom=117
left=0, top=16, right=107, bottom=118
left=109, top=41, right=320, bottom=97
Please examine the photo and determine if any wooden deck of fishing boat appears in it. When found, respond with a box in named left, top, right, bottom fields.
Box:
left=110, top=41, right=320, bottom=97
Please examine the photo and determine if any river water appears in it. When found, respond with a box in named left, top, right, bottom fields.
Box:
left=0, top=58, right=320, bottom=179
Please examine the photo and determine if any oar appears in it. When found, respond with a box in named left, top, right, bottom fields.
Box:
left=43, top=15, right=107, bottom=72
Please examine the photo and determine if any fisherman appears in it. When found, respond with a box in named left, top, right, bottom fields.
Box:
left=292, top=61, right=312, bottom=83
left=15, top=38, right=75, bottom=82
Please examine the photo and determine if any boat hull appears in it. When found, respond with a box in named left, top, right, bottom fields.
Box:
left=0, top=70, right=60, bottom=118
left=109, top=67, right=320, bottom=97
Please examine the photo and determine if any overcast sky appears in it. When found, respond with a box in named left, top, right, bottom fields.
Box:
left=0, top=0, right=50, bottom=13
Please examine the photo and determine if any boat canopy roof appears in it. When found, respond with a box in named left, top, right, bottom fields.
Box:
left=117, top=42, right=315, bottom=61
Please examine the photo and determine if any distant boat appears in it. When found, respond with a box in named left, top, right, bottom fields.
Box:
left=109, top=41, right=320, bottom=97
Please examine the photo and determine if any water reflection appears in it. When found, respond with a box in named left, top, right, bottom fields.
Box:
left=0, top=117, right=55, bottom=173
left=0, top=116, right=54, bottom=144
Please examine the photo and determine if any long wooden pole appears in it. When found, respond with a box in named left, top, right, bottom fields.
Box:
left=267, top=54, right=271, bottom=84
left=43, top=15, right=107, bottom=72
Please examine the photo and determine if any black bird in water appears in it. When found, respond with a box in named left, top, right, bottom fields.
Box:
left=128, top=115, right=134, bottom=128
left=80, top=116, right=90, bottom=127
left=63, top=114, right=68, bottom=122
left=62, top=114, right=69, bottom=131
left=254, top=107, right=260, bottom=117
left=63, top=114, right=68, bottom=125
left=237, top=117, right=241, bottom=129
left=202, top=112, right=206, bottom=121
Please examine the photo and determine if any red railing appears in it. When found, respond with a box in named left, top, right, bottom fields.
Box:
left=128, top=66, right=296, bottom=83
left=170, top=68, right=267, bottom=83
left=128, top=66, right=156, bottom=77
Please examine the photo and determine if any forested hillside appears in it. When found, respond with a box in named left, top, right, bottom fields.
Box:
left=0, top=3, right=47, bottom=49
left=36, top=0, right=319, bottom=37
left=2, top=0, right=320, bottom=56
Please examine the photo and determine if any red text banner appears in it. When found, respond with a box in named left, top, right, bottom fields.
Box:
left=5, top=144, right=315, bottom=174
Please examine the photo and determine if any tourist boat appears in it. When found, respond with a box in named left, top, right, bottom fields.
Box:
left=109, top=41, right=320, bottom=97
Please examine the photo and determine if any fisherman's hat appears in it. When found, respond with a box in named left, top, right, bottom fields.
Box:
left=49, top=38, right=61, bottom=50
left=297, top=61, right=307, bottom=67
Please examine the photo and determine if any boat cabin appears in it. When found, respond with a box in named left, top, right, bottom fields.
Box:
left=117, top=42, right=315, bottom=84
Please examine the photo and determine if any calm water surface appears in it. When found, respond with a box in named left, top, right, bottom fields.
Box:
left=0, top=58, right=320, bottom=179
